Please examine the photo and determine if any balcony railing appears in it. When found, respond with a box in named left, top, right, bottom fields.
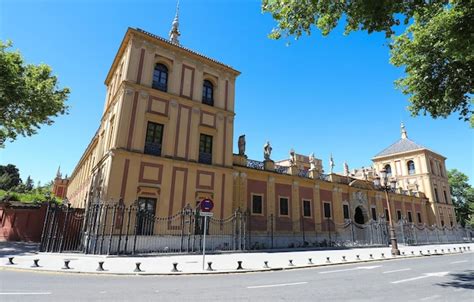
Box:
left=274, top=165, right=289, bottom=174
left=199, top=152, right=212, bottom=165
left=144, top=142, right=162, bottom=156
left=247, top=159, right=264, bottom=170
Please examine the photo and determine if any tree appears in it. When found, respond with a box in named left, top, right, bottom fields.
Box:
left=262, top=0, right=473, bottom=125
left=447, top=169, right=474, bottom=227
left=0, top=40, right=70, bottom=147
left=0, top=164, right=21, bottom=190
left=25, top=175, right=34, bottom=191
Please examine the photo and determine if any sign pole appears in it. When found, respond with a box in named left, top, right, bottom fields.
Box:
left=202, top=215, right=207, bottom=271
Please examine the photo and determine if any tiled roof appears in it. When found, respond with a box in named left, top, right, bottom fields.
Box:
left=135, top=28, right=240, bottom=74
left=374, top=138, right=426, bottom=158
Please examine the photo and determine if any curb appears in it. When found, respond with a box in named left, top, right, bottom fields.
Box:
left=1, top=251, right=470, bottom=276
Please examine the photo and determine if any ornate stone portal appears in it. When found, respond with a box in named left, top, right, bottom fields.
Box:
left=351, top=191, right=369, bottom=224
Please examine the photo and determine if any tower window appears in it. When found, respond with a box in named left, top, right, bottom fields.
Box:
left=279, top=197, right=289, bottom=216
left=407, top=160, right=415, bottom=175
left=202, top=80, right=214, bottom=106
left=144, top=122, right=164, bottom=156
left=371, top=207, right=377, bottom=221
left=302, top=200, right=311, bottom=217
left=152, top=63, right=168, bottom=92
left=384, top=164, right=392, bottom=177
left=407, top=211, right=413, bottom=223
left=443, top=190, right=448, bottom=204
left=434, top=188, right=439, bottom=203
left=199, top=134, right=213, bottom=164
left=343, top=204, right=350, bottom=220
left=396, top=210, right=402, bottom=221
left=251, top=194, right=263, bottom=214
left=323, top=202, right=331, bottom=218
left=417, top=212, right=422, bottom=223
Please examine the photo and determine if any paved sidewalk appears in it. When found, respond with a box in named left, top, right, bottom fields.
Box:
left=1, top=242, right=472, bottom=275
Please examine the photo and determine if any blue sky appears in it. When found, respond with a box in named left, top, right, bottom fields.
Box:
left=1, top=0, right=473, bottom=185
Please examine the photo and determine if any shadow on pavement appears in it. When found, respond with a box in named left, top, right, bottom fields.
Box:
left=437, top=270, right=474, bottom=290
left=0, top=241, right=39, bottom=257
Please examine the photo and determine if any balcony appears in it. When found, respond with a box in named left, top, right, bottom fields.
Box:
left=144, top=142, right=162, bottom=156
left=199, top=152, right=212, bottom=165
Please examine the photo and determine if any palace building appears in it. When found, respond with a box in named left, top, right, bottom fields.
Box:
left=59, top=11, right=457, bottom=243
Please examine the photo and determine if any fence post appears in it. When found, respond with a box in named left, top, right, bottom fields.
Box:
left=107, top=204, right=117, bottom=255
left=232, top=210, right=236, bottom=251
left=59, top=204, right=71, bottom=253
left=123, top=205, right=133, bottom=254
left=435, top=225, right=440, bottom=243
left=39, top=202, right=52, bottom=252
left=116, top=202, right=125, bottom=255
left=98, top=205, right=109, bottom=254
left=180, top=209, right=185, bottom=253
left=46, top=204, right=58, bottom=252
left=132, top=207, right=139, bottom=255
left=350, top=220, right=355, bottom=244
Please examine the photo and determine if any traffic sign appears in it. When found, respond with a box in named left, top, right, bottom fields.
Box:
left=200, top=198, right=214, bottom=212
left=200, top=212, right=214, bottom=217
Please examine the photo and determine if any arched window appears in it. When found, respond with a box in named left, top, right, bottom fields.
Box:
left=152, top=63, right=168, bottom=92
left=202, top=80, right=214, bottom=106
left=407, top=160, right=415, bottom=175
left=384, top=164, right=392, bottom=177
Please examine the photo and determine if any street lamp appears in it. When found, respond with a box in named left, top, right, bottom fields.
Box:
left=374, top=168, right=401, bottom=256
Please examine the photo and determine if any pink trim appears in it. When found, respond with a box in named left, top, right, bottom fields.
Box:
left=220, top=173, right=226, bottom=219
left=147, top=96, right=169, bottom=117
left=139, top=162, right=163, bottom=184
left=168, top=167, right=188, bottom=217
left=126, top=92, right=139, bottom=149
left=196, top=170, right=215, bottom=190
left=199, top=111, right=216, bottom=128
left=179, top=64, right=195, bottom=99
left=136, top=48, right=145, bottom=84
left=120, top=159, right=130, bottom=199
left=173, top=104, right=192, bottom=159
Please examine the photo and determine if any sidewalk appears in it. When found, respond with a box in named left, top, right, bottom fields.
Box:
left=1, top=242, right=472, bottom=275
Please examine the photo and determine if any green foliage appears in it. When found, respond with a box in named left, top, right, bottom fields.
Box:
left=262, top=0, right=473, bottom=124
left=0, top=40, right=70, bottom=147
left=447, top=169, right=474, bottom=227
left=0, top=164, right=21, bottom=190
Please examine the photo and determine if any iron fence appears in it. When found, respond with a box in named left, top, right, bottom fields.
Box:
left=40, top=201, right=473, bottom=254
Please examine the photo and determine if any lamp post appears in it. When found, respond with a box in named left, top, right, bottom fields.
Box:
left=374, top=168, right=400, bottom=256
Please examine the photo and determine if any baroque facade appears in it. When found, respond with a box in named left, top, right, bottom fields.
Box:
left=60, top=23, right=456, bottom=237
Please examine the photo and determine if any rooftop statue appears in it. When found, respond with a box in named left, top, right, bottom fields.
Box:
left=289, top=148, right=296, bottom=166
left=238, top=134, right=246, bottom=156
left=309, top=153, right=316, bottom=170
left=329, top=154, right=335, bottom=174
left=344, top=162, right=350, bottom=176
left=263, top=141, right=272, bottom=161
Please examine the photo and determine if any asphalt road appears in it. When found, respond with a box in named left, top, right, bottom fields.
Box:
left=1, top=252, right=473, bottom=302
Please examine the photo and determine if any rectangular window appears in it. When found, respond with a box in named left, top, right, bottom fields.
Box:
left=443, top=190, right=448, bottom=204
left=396, top=210, right=402, bottom=221
left=144, top=122, right=164, bottom=156
left=251, top=195, right=263, bottom=214
left=371, top=207, right=377, bottom=221
left=302, top=200, right=311, bottom=217
left=323, top=202, right=331, bottom=218
left=343, top=204, right=350, bottom=220
left=279, top=197, right=289, bottom=216
left=434, top=188, right=439, bottom=202
left=407, top=211, right=413, bottom=223
left=137, top=197, right=157, bottom=235
left=417, top=212, right=422, bottom=223
left=199, top=134, right=213, bottom=164
left=385, top=209, right=390, bottom=221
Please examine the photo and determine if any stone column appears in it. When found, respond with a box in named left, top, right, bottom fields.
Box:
left=264, top=160, right=275, bottom=171
left=291, top=180, right=300, bottom=232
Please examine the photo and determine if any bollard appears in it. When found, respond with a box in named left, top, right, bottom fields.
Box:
left=288, top=260, right=294, bottom=267
left=356, top=255, right=360, bottom=261
left=402, top=252, right=405, bottom=256
left=62, top=260, right=71, bottom=270
left=96, top=261, right=105, bottom=272
left=468, top=247, right=471, bottom=251
left=381, top=253, right=385, bottom=259
left=263, top=261, right=270, bottom=269
left=463, top=247, right=467, bottom=251
left=441, top=249, right=444, bottom=253
left=206, top=262, right=214, bottom=271
left=7, top=257, right=14, bottom=265
left=369, top=254, right=373, bottom=259
left=419, top=251, right=423, bottom=255
left=448, top=248, right=451, bottom=252
left=434, top=249, right=437, bottom=254
left=31, top=259, right=40, bottom=268
left=236, top=261, right=243, bottom=270
left=411, top=251, right=414, bottom=255
left=171, top=262, right=179, bottom=272
left=453, top=248, right=457, bottom=252
left=427, top=250, right=430, bottom=254
left=326, top=257, right=331, bottom=263
left=342, top=256, right=347, bottom=262
left=134, top=262, right=142, bottom=273
left=308, top=258, right=313, bottom=265
left=459, top=247, right=463, bottom=253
